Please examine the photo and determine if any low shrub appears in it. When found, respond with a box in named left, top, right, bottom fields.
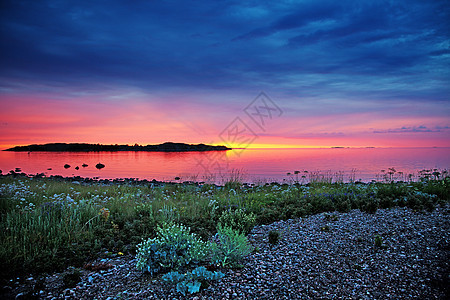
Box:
left=268, top=230, right=280, bottom=245
left=324, top=213, right=339, bottom=221
left=179, top=215, right=216, bottom=240
left=218, top=207, right=256, bottom=235
left=136, top=223, right=210, bottom=276
left=374, top=234, right=383, bottom=248
left=405, top=191, right=438, bottom=211
left=335, top=199, right=351, bottom=213
left=211, top=225, right=252, bottom=267
left=62, top=267, right=82, bottom=288
left=361, top=199, right=379, bottom=214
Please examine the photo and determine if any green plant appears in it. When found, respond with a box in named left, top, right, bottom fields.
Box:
left=268, top=230, right=280, bottom=245
left=223, top=168, right=246, bottom=189
left=218, top=208, right=256, bottom=235
left=335, top=199, right=351, bottom=213
left=0, top=196, right=102, bottom=276
left=135, top=223, right=210, bottom=276
left=62, top=267, right=82, bottom=288
left=324, top=213, right=339, bottom=221
left=157, top=204, right=179, bottom=224
left=211, top=225, right=252, bottom=267
left=374, top=234, right=383, bottom=248
left=178, top=215, right=216, bottom=241
left=162, top=266, right=224, bottom=295
left=405, top=191, right=438, bottom=211
left=361, top=199, right=379, bottom=214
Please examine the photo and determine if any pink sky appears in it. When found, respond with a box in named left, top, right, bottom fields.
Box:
left=1, top=90, right=449, bottom=150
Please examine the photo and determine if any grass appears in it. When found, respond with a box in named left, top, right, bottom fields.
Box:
left=0, top=169, right=449, bottom=280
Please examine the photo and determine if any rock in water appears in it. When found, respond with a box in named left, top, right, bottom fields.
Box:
left=95, top=163, right=105, bottom=170
left=64, top=164, right=71, bottom=169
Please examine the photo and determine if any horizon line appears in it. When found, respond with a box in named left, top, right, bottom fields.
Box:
left=1, top=144, right=449, bottom=151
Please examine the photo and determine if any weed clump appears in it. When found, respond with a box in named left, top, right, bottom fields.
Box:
left=373, top=234, right=387, bottom=249
left=361, top=199, right=379, bottom=214
left=268, top=230, right=280, bottom=246
left=62, top=267, right=82, bottom=289
left=218, top=208, right=256, bottom=235
left=324, top=213, right=339, bottom=221
left=211, top=224, right=252, bottom=268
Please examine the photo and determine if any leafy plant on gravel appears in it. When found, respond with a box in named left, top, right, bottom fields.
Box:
left=136, top=223, right=210, bottom=276
left=218, top=207, right=256, bottom=235
left=211, top=225, right=252, bottom=267
left=62, top=267, right=82, bottom=288
left=324, top=213, right=339, bottom=221
left=162, top=266, right=224, bottom=295
left=405, top=191, right=438, bottom=211
left=374, top=234, right=383, bottom=248
left=268, top=230, right=280, bottom=246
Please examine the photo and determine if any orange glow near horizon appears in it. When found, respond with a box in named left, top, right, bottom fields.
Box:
left=1, top=93, right=449, bottom=150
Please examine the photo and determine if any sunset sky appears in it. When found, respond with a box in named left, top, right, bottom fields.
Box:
left=1, top=0, right=449, bottom=150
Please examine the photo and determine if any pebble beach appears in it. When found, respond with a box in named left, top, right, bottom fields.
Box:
left=10, top=205, right=449, bottom=300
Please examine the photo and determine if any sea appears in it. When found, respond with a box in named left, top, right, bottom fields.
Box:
left=0, top=147, right=449, bottom=184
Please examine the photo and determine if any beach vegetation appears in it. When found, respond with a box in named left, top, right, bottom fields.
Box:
left=0, top=168, right=448, bottom=279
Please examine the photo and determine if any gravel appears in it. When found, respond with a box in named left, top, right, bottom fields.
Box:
left=5, top=205, right=449, bottom=299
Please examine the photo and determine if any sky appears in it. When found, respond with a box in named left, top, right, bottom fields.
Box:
left=0, top=0, right=449, bottom=149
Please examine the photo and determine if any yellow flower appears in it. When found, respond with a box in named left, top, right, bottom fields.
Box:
left=118, top=252, right=124, bottom=255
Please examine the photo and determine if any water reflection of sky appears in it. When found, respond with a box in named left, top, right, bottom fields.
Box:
left=0, top=148, right=449, bottom=184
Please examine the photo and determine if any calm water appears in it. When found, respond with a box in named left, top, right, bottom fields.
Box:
left=0, top=148, right=449, bottom=184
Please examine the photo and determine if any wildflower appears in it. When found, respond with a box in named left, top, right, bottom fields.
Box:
left=99, top=207, right=110, bottom=220
left=118, top=252, right=124, bottom=256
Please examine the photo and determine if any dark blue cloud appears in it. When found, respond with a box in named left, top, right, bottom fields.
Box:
left=0, top=0, right=449, bottom=107
left=373, top=125, right=450, bottom=134
left=234, top=1, right=343, bottom=40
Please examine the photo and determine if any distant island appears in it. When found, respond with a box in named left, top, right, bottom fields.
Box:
left=5, top=142, right=231, bottom=152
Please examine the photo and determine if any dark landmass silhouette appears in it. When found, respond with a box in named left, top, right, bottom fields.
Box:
left=5, top=142, right=231, bottom=152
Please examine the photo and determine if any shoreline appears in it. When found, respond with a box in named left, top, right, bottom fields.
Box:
left=0, top=171, right=406, bottom=188
left=0, top=172, right=221, bottom=187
